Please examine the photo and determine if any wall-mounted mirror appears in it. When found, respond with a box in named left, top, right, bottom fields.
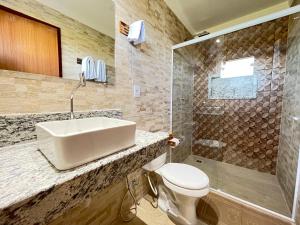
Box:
left=0, top=0, right=115, bottom=84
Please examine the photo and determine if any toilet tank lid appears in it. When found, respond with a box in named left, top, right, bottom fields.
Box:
left=159, top=163, right=209, bottom=190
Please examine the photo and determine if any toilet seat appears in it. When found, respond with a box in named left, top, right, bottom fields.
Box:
left=158, top=163, right=209, bottom=197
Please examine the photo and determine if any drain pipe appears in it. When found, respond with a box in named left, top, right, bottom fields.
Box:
left=145, top=172, right=159, bottom=208
left=145, top=172, right=158, bottom=197
left=120, top=176, right=139, bottom=222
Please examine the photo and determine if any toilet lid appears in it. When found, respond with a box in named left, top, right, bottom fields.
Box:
left=159, top=163, right=209, bottom=190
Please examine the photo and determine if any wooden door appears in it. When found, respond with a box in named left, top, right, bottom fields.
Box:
left=0, top=6, right=61, bottom=77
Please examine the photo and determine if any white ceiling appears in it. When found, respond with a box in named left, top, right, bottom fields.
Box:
left=37, top=0, right=115, bottom=38
left=164, top=0, right=288, bottom=35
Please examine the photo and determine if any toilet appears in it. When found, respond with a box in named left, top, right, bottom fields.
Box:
left=143, top=153, right=209, bottom=225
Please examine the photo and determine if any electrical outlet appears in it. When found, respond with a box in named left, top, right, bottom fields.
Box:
left=133, top=84, right=141, bottom=97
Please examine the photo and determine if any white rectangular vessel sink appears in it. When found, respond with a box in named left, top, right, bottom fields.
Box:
left=36, top=117, right=136, bottom=170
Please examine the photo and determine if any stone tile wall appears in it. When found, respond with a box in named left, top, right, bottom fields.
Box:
left=0, top=0, right=191, bottom=132
left=0, top=110, right=121, bottom=147
left=0, top=1, right=191, bottom=224
left=114, top=0, right=192, bottom=132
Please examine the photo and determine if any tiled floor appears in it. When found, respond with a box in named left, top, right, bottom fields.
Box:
left=184, top=155, right=291, bottom=217
left=112, top=195, right=292, bottom=225
left=112, top=198, right=175, bottom=225
left=113, top=155, right=292, bottom=225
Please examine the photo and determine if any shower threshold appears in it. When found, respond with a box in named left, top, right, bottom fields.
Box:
left=184, top=155, right=291, bottom=218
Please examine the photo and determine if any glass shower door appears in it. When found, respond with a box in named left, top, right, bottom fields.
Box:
left=172, top=48, right=194, bottom=163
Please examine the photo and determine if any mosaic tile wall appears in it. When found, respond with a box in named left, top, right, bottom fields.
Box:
left=279, top=12, right=300, bottom=214
left=192, top=17, right=289, bottom=174
left=0, top=0, right=115, bottom=81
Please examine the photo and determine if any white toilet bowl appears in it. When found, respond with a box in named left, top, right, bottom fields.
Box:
left=143, top=153, right=209, bottom=225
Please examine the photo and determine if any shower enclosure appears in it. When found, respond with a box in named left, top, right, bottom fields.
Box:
left=171, top=7, right=300, bottom=220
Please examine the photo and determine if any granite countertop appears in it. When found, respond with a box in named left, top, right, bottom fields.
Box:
left=0, top=130, right=169, bottom=225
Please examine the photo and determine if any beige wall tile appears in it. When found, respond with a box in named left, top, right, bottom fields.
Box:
left=0, top=0, right=115, bottom=81
left=0, top=2, right=190, bottom=217
left=0, top=0, right=191, bottom=133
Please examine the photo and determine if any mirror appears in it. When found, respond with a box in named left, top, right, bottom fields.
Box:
left=0, top=0, right=115, bottom=84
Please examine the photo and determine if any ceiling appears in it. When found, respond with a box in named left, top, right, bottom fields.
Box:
left=164, top=0, right=288, bottom=35
left=37, top=0, right=115, bottom=38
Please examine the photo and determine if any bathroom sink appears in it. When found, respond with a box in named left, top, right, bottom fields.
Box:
left=36, top=117, right=136, bottom=170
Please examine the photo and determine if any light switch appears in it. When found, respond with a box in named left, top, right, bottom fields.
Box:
left=133, top=84, right=141, bottom=97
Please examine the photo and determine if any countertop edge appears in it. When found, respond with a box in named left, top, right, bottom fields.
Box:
left=0, top=131, right=169, bottom=225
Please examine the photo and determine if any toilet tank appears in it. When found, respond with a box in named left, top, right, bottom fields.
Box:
left=143, top=153, right=167, bottom=171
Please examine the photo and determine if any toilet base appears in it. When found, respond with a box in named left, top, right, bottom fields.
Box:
left=157, top=185, right=201, bottom=225
left=174, top=193, right=200, bottom=225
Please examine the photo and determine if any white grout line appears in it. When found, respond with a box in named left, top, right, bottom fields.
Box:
left=172, top=5, right=300, bottom=50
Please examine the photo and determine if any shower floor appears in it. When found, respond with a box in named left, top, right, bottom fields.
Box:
left=183, top=155, right=291, bottom=217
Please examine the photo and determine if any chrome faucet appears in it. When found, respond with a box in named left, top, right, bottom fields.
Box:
left=70, top=73, right=86, bottom=119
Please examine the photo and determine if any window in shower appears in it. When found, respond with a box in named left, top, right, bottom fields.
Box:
left=208, top=56, right=257, bottom=99
left=220, top=56, right=254, bottom=78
